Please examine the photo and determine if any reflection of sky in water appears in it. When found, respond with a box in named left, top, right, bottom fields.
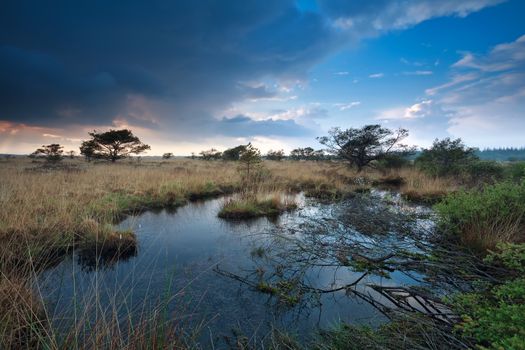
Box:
left=38, top=193, right=434, bottom=347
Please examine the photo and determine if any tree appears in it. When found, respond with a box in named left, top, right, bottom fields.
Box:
left=266, top=149, right=285, bottom=161
left=67, top=150, right=76, bottom=159
left=290, top=147, right=315, bottom=160
left=238, top=143, right=262, bottom=179
left=222, top=145, right=247, bottom=161
left=199, top=148, right=222, bottom=160
left=81, top=129, right=150, bottom=162
left=162, top=152, right=174, bottom=159
left=79, top=139, right=99, bottom=162
left=318, top=125, right=412, bottom=172
left=416, top=138, right=478, bottom=177
left=30, top=144, right=64, bottom=162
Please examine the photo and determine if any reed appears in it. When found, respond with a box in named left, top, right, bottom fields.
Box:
left=0, top=157, right=456, bottom=348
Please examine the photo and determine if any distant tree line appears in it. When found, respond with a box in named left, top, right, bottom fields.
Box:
left=195, top=145, right=329, bottom=162
left=26, top=125, right=524, bottom=179
left=476, top=147, right=525, bottom=162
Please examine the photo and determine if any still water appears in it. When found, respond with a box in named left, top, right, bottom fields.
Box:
left=38, top=193, right=432, bottom=347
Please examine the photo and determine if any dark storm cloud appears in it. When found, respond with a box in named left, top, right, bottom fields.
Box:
left=0, top=0, right=340, bottom=137
left=0, top=0, right=503, bottom=138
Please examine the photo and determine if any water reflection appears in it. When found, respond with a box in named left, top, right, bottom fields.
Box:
left=38, top=192, right=437, bottom=347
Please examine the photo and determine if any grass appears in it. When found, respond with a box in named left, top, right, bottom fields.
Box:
left=218, top=192, right=297, bottom=219
left=0, top=157, right=460, bottom=348
left=435, top=181, right=525, bottom=251
left=398, top=168, right=457, bottom=204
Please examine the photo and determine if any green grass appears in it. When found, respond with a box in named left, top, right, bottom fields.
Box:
left=435, top=181, right=525, bottom=251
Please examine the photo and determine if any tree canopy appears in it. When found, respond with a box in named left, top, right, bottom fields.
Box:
left=199, top=148, right=222, bottom=160
left=416, top=138, right=478, bottom=176
left=30, top=144, right=64, bottom=162
left=238, top=143, right=262, bottom=179
left=80, top=129, right=150, bottom=162
left=318, top=125, right=412, bottom=171
left=222, top=145, right=247, bottom=161
left=266, top=149, right=285, bottom=161
left=289, top=147, right=324, bottom=160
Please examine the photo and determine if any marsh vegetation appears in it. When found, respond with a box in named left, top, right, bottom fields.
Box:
left=1, top=132, right=524, bottom=348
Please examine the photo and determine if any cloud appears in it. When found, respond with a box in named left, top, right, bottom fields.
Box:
left=377, top=100, right=452, bottom=120
left=0, top=0, right=503, bottom=150
left=334, top=71, right=350, bottom=75
left=452, top=34, right=525, bottom=72
left=403, top=70, right=433, bottom=76
left=369, top=73, right=385, bottom=78
left=322, top=0, right=504, bottom=34
left=425, top=72, right=479, bottom=96
left=216, top=115, right=313, bottom=137
left=334, top=101, right=361, bottom=111
left=418, top=34, right=525, bottom=146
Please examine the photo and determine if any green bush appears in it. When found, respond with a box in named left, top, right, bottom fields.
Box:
left=505, top=162, right=525, bottom=183
left=464, top=160, right=504, bottom=186
left=435, top=182, right=525, bottom=250
left=453, top=244, right=525, bottom=350
left=416, top=138, right=478, bottom=177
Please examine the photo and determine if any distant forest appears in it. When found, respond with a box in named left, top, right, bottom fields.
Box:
left=476, top=147, right=525, bottom=161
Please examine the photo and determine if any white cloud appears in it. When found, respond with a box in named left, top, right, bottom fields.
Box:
left=376, top=100, right=447, bottom=120
left=452, top=34, right=525, bottom=72
left=268, top=106, right=328, bottom=121
left=414, top=34, right=525, bottom=147
left=425, top=72, right=479, bottom=96
left=403, top=70, right=433, bottom=76
left=369, top=73, right=384, bottom=78
left=334, top=101, right=361, bottom=111
left=334, top=71, right=350, bottom=75
left=329, top=1, right=504, bottom=35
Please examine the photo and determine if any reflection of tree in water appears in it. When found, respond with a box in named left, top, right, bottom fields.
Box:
left=215, top=192, right=504, bottom=346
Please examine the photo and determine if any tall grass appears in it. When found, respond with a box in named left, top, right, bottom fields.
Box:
left=0, top=158, right=456, bottom=348
left=435, top=181, right=525, bottom=251
left=398, top=168, right=458, bottom=204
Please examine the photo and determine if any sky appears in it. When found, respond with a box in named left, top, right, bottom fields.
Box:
left=1, top=0, right=524, bottom=155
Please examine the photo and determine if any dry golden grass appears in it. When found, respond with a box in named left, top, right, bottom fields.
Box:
left=0, top=157, right=457, bottom=348
left=459, top=215, right=524, bottom=251
left=218, top=191, right=298, bottom=219
left=397, top=168, right=458, bottom=204
left=0, top=157, right=458, bottom=271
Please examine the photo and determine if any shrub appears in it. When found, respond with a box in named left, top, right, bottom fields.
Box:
left=416, top=138, right=478, bottom=177
left=435, top=182, right=525, bottom=251
left=505, top=162, right=525, bottom=183
left=463, top=160, right=504, bottom=186
left=452, top=244, right=525, bottom=350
